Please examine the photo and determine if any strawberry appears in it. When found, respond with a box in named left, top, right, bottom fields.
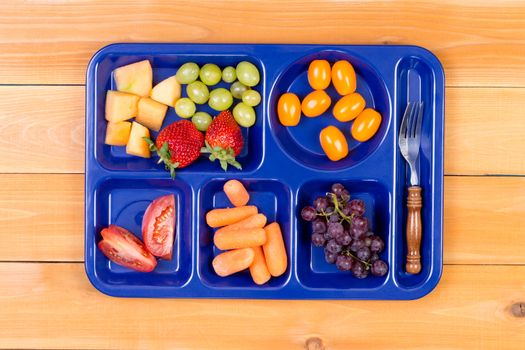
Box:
left=201, top=110, right=244, bottom=171
left=145, top=120, right=204, bottom=178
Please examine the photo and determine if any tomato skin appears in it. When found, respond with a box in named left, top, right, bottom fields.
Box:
left=301, top=90, right=331, bottom=117
left=333, top=92, right=366, bottom=122
left=351, top=108, right=382, bottom=142
left=332, top=60, right=356, bottom=96
left=142, top=194, right=175, bottom=260
left=277, top=93, right=301, bottom=126
left=319, top=125, right=349, bottom=161
left=308, top=60, right=331, bottom=90
left=98, top=225, right=157, bottom=272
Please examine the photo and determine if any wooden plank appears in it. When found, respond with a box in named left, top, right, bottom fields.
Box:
left=1, top=174, right=525, bottom=265
left=0, top=86, right=84, bottom=173
left=0, top=174, right=83, bottom=261
left=0, top=263, right=523, bottom=349
left=444, top=176, right=525, bottom=264
left=2, top=85, right=525, bottom=175
left=1, top=1, right=525, bottom=86
left=445, top=87, right=525, bottom=175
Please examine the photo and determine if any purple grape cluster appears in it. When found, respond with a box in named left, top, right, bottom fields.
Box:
left=301, top=183, right=388, bottom=278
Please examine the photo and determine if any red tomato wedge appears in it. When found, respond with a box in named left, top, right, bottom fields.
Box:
left=142, top=194, right=176, bottom=260
left=98, top=225, right=157, bottom=272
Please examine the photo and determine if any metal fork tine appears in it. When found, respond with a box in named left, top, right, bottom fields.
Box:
left=399, top=102, right=413, bottom=141
left=408, top=101, right=419, bottom=138
left=414, top=101, right=424, bottom=141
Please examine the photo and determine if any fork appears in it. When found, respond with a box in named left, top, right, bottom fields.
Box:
left=398, top=101, right=424, bottom=274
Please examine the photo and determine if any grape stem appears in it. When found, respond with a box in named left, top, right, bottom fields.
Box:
left=319, top=192, right=354, bottom=224
left=341, top=248, right=371, bottom=269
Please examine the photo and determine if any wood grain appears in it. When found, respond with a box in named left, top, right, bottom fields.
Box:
left=0, top=263, right=524, bottom=349
left=0, top=86, right=84, bottom=173
left=444, top=176, right=525, bottom=265
left=1, top=0, right=525, bottom=86
left=2, top=85, right=525, bottom=175
left=1, top=174, right=524, bottom=265
left=445, top=87, right=525, bottom=175
left=0, top=174, right=83, bottom=261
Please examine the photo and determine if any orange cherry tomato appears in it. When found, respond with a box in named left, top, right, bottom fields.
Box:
left=332, top=60, right=356, bottom=96
left=351, top=108, right=382, bottom=142
left=308, top=60, right=331, bottom=90
left=319, top=125, right=349, bottom=161
left=301, top=90, right=331, bottom=117
left=332, top=92, right=366, bottom=122
left=277, top=93, right=301, bottom=126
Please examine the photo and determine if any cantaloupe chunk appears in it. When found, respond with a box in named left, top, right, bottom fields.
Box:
left=136, top=97, right=168, bottom=132
left=150, top=75, right=181, bottom=107
left=126, top=122, right=151, bottom=158
left=105, top=121, right=132, bottom=146
left=114, top=60, right=153, bottom=97
left=105, top=91, right=140, bottom=122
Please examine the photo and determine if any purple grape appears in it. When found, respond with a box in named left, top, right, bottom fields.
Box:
left=340, top=189, right=350, bottom=202
left=323, top=232, right=333, bottom=241
left=350, top=225, right=365, bottom=240
left=324, top=206, right=335, bottom=215
left=370, top=235, right=385, bottom=253
left=329, top=213, right=340, bottom=223
left=364, top=237, right=372, bottom=247
left=335, top=232, right=352, bottom=246
left=331, top=183, right=345, bottom=196
left=312, top=233, right=326, bottom=247
left=313, top=196, right=329, bottom=212
left=351, top=261, right=368, bottom=279
left=327, top=222, right=344, bottom=237
left=324, top=249, right=337, bottom=264
left=371, top=260, right=388, bottom=277
left=326, top=239, right=342, bottom=254
left=312, top=219, right=327, bottom=234
left=350, top=238, right=365, bottom=253
left=342, top=202, right=352, bottom=216
left=365, top=231, right=374, bottom=237
left=370, top=253, right=380, bottom=263
left=301, top=206, right=317, bottom=221
left=336, top=255, right=353, bottom=271
left=356, top=246, right=371, bottom=261
left=348, top=199, right=365, bottom=216
left=351, top=216, right=369, bottom=233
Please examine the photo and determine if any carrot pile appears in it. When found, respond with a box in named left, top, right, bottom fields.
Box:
left=206, top=179, right=288, bottom=285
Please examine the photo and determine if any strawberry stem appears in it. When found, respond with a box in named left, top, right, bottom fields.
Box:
left=143, top=137, right=180, bottom=179
left=200, top=141, right=242, bottom=171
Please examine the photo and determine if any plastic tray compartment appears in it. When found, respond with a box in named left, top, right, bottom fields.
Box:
left=85, top=43, right=444, bottom=299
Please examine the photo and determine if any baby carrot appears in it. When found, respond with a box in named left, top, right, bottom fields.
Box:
left=262, top=222, right=288, bottom=277
left=214, top=228, right=267, bottom=250
left=212, top=248, right=255, bottom=277
left=206, top=205, right=258, bottom=228
left=223, top=179, right=250, bottom=207
left=215, top=214, right=267, bottom=235
left=249, top=246, right=271, bottom=285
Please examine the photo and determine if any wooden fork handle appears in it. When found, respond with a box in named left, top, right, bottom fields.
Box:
left=406, top=186, right=422, bottom=274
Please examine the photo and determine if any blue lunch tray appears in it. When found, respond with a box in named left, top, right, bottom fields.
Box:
left=85, top=43, right=444, bottom=299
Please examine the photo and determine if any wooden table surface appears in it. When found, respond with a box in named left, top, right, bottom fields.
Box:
left=1, top=1, right=525, bottom=349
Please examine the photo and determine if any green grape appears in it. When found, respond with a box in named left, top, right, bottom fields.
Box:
left=175, top=98, right=196, bottom=118
left=199, top=63, right=222, bottom=86
left=233, top=102, right=256, bottom=127
left=176, top=62, right=199, bottom=84
left=208, top=88, right=233, bottom=111
left=241, top=90, right=261, bottom=107
left=186, top=81, right=209, bottom=104
left=222, top=66, right=237, bottom=83
left=236, top=61, right=260, bottom=87
left=192, top=112, right=213, bottom=132
left=230, top=81, right=249, bottom=99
